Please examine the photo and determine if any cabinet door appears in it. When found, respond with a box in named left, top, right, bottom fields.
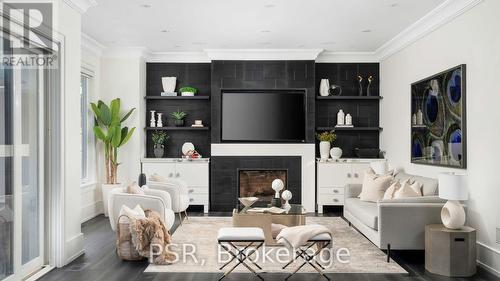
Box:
left=317, top=163, right=351, bottom=188
left=175, top=162, right=209, bottom=187
left=142, top=162, right=177, bottom=178
left=350, top=163, right=370, bottom=184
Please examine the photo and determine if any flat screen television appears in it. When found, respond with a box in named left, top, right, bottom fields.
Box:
left=221, top=91, right=306, bottom=142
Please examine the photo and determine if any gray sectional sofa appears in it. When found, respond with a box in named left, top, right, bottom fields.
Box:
left=343, top=171, right=446, bottom=256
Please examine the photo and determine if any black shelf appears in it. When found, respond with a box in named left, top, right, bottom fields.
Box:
left=316, top=127, right=382, bottom=132
left=144, top=96, right=210, bottom=100
left=145, top=126, right=209, bottom=131
left=316, top=96, right=382, bottom=100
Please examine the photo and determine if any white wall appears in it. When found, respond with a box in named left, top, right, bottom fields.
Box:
left=80, top=47, right=103, bottom=222
left=99, top=55, right=145, bottom=185
left=380, top=0, right=500, bottom=274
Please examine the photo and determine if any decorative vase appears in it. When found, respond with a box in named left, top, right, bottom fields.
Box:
left=367, top=75, right=373, bottom=96
left=281, top=190, right=292, bottom=211
left=416, top=109, right=423, bottom=125
left=330, top=147, right=343, bottom=160
left=337, top=109, right=345, bottom=126
left=345, top=114, right=352, bottom=126
left=329, top=84, right=342, bottom=96
left=319, top=141, right=331, bottom=160
left=150, top=110, right=156, bottom=127
left=412, top=114, right=417, bottom=125
left=156, top=112, right=163, bottom=127
left=161, top=77, right=176, bottom=93
left=174, top=119, right=184, bottom=127
left=319, top=79, right=330, bottom=96
left=101, top=183, right=123, bottom=217
left=271, top=179, right=284, bottom=207
left=357, top=75, right=364, bottom=96
left=153, top=144, right=164, bottom=158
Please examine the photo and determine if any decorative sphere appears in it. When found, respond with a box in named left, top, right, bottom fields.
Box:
left=271, top=179, right=284, bottom=192
left=281, top=190, right=292, bottom=201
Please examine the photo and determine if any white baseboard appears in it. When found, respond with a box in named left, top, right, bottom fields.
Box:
left=64, top=233, right=84, bottom=265
left=81, top=200, right=103, bottom=223
left=477, top=241, right=500, bottom=277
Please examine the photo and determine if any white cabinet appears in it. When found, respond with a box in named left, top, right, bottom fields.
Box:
left=317, top=160, right=383, bottom=213
left=142, top=159, right=210, bottom=213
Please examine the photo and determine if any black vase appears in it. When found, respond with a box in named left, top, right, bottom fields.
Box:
left=138, top=173, right=146, bottom=187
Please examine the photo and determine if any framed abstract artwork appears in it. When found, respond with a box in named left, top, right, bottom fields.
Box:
left=410, top=64, right=466, bottom=168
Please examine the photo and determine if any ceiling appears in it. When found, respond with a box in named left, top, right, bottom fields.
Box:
left=82, top=0, right=446, bottom=53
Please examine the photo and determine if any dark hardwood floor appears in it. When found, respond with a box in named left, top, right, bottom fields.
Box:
left=40, top=212, right=499, bottom=281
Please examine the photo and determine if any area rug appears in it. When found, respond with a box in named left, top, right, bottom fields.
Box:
left=145, top=217, right=407, bottom=274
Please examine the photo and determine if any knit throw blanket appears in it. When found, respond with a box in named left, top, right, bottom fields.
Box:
left=129, top=210, right=176, bottom=264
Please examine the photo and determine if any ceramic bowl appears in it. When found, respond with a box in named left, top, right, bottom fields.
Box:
left=238, top=197, right=259, bottom=207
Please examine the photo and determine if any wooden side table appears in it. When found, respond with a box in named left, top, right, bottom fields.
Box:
left=425, top=224, right=476, bottom=277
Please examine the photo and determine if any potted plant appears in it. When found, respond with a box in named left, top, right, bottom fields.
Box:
left=91, top=98, right=136, bottom=216
left=171, top=109, right=187, bottom=127
left=152, top=131, right=169, bottom=158
left=316, top=131, right=337, bottom=160
left=179, top=86, right=197, bottom=96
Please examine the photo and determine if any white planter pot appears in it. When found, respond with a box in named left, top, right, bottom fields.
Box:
left=101, top=183, right=122, bottom=217
left=330, top=147, right=343, bottom=160
left=181, top=92, right=195, bottom=96
left=319, top=141, right=331, bottom=160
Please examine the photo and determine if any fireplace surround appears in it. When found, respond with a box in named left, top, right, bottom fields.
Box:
left=239, top=169, right=287, bottom=204
left=211, top=156, right=301, bottom=212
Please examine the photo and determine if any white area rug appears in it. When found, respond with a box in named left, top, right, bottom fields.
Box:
left=145, top=216, right=407, bottom=274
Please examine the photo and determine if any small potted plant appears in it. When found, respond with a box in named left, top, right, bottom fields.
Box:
left=171, top=109, right=187, bottom=127
left=152, top=131, right=169, bottom=158
left=179, top=86, right=197, bottom=97
left=316, top=131, right=337, bottom=160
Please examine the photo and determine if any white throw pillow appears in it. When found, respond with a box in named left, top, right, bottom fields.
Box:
left=127, top=181, right=145, bottom=195
left=394, top=181, right=421, bottom=199
left=118, top=204, right=146, bottom=223
left=383, top=181, right=400, bottom=200
left=359, top=171, right=394, bottom=202
left=370, top=161, right=392, bottom=175
left=410, top=181, right=423, bottom=196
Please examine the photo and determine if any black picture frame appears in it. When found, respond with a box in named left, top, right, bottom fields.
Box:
left=410, top=64, right=466, bottom=169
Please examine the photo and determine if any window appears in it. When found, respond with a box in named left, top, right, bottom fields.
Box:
left=80, top=75, right=89, bottom=182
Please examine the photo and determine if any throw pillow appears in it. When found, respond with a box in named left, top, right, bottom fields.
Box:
left=359, top=171, right=394, bottom=202
left=118, top=204, right=146, bottom=223
left=410, top=181, right=423, bottom=196
left=149, top=173, right=166, bottom=182
left=383, top=181, right=400, bottom=200
left=127, top=181, right=145, bottom=195
left=394, top=181, right=421, bottom=199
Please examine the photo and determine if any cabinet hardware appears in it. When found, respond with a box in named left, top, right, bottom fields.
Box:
left=189, top=198, right=194, bottom=202
left=347, top=173, right=352, bottom=178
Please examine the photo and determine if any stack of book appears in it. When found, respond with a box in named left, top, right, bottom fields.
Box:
left=161, top=92, right=177, bottom=96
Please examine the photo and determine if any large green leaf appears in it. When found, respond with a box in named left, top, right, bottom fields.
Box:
left=111, top=125, right=122, bottom=147
left=120, top=108, right=135, bottom=123
left=120, top=127, right=135, bottom=147
left=110, top=98, right=121, bottom=124
left=99, top=102, right=111, bottom=125
left=93, top=126, right=106, bottom=141
left=90, top=102, right=103, bottom=125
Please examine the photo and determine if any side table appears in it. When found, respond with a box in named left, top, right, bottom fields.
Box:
left=425, top=224, right=476, bottom=277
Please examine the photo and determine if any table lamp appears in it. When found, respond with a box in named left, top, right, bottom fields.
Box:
left=438, top=173, right=468, bottom=229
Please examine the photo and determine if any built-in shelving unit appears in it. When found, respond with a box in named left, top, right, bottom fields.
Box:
left=315, top=63, right=381, bottom=158
left=145, top=63, right=212, bottom=158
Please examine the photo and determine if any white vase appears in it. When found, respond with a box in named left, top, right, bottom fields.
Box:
left=345, top=114, right=352, bottom=126
left=330, top=147, right=343, bottom=160
left=319, top=141, right=331, bottom=160
left=161, top=77, right=176, bottom=93
left=337, top=109, right=345, bottom=126
left=416, top=109, right=423, bottom=125
left=150, top=110, right=156, bottom=127
left=101, top=183, right=123, bottom=217
left=156, top=112, right=163, bottom=127
left=319, top=79, right=330, bottom=96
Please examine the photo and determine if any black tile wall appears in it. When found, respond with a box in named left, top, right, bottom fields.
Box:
left=315, top=63, right=379, bottom=97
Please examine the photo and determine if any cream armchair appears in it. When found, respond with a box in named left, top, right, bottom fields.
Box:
left=107, top=187, right=176, bottom=231
left=147, top=177, right=190, bottom=224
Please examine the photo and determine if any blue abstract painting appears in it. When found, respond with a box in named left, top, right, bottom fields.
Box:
left=411, top=65, right=466, bottom=168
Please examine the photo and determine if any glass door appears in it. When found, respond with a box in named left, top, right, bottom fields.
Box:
left=0, top=36, right=45, bottom=281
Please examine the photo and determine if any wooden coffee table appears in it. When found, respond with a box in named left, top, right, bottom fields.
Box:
left=232, top=204, right=306, bottom=245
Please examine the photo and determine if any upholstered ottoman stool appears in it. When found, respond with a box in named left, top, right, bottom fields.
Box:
left=217, top=227, right=265, bottom=281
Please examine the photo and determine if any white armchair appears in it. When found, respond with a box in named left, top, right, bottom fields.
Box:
left=147, top=177, right=190, bottom=224
left=107, top=187, right=176, bottom=232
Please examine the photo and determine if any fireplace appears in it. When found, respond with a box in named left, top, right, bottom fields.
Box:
left=211, top=156, right=301, bottom=212
left=239, top=170, right=287, bottom=203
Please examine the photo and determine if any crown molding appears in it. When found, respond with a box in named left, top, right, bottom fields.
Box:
left=63, top=0, right=97, bottom=14
left=316, top=51, right=378, bottom=63
left=102, top=47, right=150, bottom=59
left=204, top=49, right=323, bottom=61
left=146, top=51, right=211, bottom=63
left=375, top=0, right=483, bottom=61
left=81, top=33, right=106, bottom=56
